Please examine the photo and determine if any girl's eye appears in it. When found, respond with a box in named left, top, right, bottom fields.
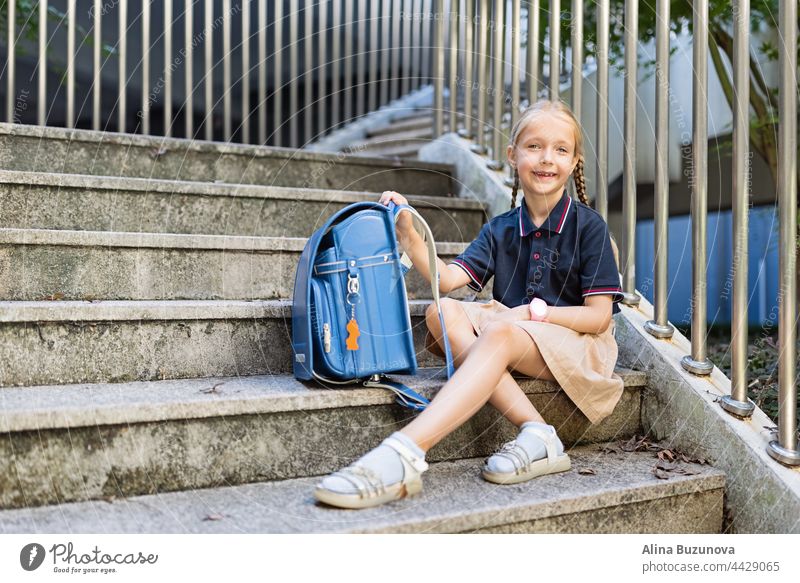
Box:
left=528, top=144, right=540, bottom=149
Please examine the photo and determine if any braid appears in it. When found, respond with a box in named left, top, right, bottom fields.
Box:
left=574, top=156, right=589, bottom=206
left=510, top=169, right=520, bottom=209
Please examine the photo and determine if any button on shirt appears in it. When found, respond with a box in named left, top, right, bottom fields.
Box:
left=449, top=190, right=624, bottom=314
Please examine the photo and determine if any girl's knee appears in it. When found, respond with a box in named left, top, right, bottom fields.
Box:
left=425, top=297, right=461, bottom=332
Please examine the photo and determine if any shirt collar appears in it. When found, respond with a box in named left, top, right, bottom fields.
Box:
left=518, top=190, right=572, bottom=236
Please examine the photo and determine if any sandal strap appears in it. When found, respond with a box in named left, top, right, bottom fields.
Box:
left=329, top=465, right=385, bottom=499
left=519, top=425, right=559, bottom=463
left=382, top=436, right=429, bottom=474
left=492, top=440, right=531, bottom=474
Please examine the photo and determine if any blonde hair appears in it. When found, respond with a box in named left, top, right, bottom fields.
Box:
left=508, top=100, right=620, bottom=269
left=508, top=99, right=588, bottom=210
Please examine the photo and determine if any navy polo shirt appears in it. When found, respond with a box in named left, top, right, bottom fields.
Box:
left=450, top=190, right=624, bottom=315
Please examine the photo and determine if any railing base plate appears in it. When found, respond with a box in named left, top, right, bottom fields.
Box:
left=681, top=355, right=714, bottom=376
left=767, top=440, right=800, bottom=466
left=720, top=395, right=755, bottom=418
left=644, top=320, right=674, bottom=339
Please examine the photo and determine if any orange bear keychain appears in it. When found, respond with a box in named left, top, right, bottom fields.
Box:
left=345, top=317, right=360, bottom=350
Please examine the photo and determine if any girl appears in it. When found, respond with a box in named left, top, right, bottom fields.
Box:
left=314, top=100, right=625, bottom=510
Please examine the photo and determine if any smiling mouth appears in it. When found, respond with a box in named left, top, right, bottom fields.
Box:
left=534, top=171, right=557, bottom=178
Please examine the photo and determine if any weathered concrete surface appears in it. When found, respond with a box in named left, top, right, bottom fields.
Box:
left=0, top=370, right=643, bottom=508
left=418, top=132, right=513, bottom=219
left=0, top=123, right=454, bottom=196
left=307, top=85, right=436, bottom=153
left=0, top=446, right=724, bottom=533
left=0, top=300, right=461, bottom=385
left=0, top=170, right=485, bottom=239
left=0, top=229, right=489, bottom=301
left=615, top=297, right=800, bottom=533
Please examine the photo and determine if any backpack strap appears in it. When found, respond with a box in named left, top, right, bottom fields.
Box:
left=388, top=202, right=456, bottom=379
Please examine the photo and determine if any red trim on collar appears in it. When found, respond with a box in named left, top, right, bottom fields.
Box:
left=555, top=196, right=572, bottom=233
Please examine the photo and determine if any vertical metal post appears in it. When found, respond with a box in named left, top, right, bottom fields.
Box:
left=331, top=0, right=340, bottom=129
left=391, top=0, right=401, bottom=102
left=721, top=0, right=754, bottom=415
left=67, top=0, right=76, bottom=128
left=503, top=0, right=522, bottom=186
left=449, top=0, right=458, bottom=132
left=368, top=0, right=378, bottom=113
left=243, top=0, right=251, bottom=143
left=402, top=0, right=412, bottom=96
left=527, top=0, right=540, bottom=104
left=289, top=0, right=298, bottom=144
left=304, top=0, right=313, bottom=143
left=274, top=0, right=284, bottom=143
left=142, top=1, right=151, bottom=134
left=185, top=0, right=194, bottom=138
left=380, top=0, right=390, bottom=106
left=118, top=0, right=127, bottom=132
left=509, top=0, right=521, bottom=137
left=421, top=0, right=431, bottom=83
left=411, top=0, right=421, bottom=92
left=471, top=0, right=488, bottom=153
left=344, top=0, right=353, bottom=123
left=487, top=0, right=504, bottom=169
left=6, top=0, right=14, bottom=122
left=204, top=0, right=213, bottom=141
left=164, top=0, right=173, bottom=136
left=93, top=1, right=101, bottom=130
left=549, top=0, right=559, bottom=100
left=681, top=0, right=714, bottom=375
left=644, top=0, right=674, bottom=339
left=223, top=0, right=232, bottom=141
left=596, top=0, right=608, bottom=217
left=357, top=0, right=366, bottom=118
left=621, top=0, right=640, bottom=306
left=570, top=0, right=582, bottom=123
left=433, top=0, right=444, bottom=137
left=767, top=0, right=800, bottom=466
left=458, top=0, right=474, bottom=138
left=259, top=0, right=267, bottom=143
left=317, top=0, right=327, bottom=135
left=39, top=0, right=48, bottom=125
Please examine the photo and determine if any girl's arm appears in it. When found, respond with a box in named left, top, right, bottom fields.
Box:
left=491, top=295, right=613, bottom=335
left=398, top=227, right=471, bottom=293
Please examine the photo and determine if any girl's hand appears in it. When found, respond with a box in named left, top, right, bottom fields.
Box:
left=379, top=191, right=415, bottom=242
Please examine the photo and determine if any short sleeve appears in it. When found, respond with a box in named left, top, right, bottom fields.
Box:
left=449, top=222, right=495, bottom=292
left=580, top=218, right=624, bottom=303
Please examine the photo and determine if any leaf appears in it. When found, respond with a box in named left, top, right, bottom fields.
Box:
left=578, top=468, right=596, bottom=475
left=655, top=459, right=677, bottom=472
left=200, top=382, right=225, bottom=395
left=203, top=513, right=224, bottom=521
left=652, top=468, right=671, bottom=480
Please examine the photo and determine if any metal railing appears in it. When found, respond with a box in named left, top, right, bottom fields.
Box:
left=2, top=1, right=798, bottom=465
left=427, top=0, right=798, bottom=466
left=1, top=0, right=438, bottom=146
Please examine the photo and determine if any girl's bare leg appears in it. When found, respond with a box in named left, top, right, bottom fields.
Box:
left=407, top=309, right=554, bottom=452
left=425, top=300, right=553, bottom=427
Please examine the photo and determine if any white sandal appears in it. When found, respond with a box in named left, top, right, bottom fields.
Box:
left=314, top=436, right=429, bottom=509
left=481, top=425, right=571, bottom=484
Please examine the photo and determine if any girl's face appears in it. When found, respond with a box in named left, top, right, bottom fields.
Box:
left=507, top=112, right=579, bottom=201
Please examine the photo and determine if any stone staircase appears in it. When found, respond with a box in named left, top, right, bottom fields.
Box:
left=0, top=122, right=725, bottom=533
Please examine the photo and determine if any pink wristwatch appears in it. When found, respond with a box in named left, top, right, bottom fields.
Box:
left=529, top=298, right=548, bottom=322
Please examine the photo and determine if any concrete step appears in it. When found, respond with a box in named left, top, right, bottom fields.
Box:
left=0, top=170, right=477, bottom=236
left=350, top=144, right=425, bottom=159
left=0, top=123, right=454, bottom=197
left=349, top=127, right=434, bottom=152
left=0, top=368, right=645, bottom=508
left=367, top=117, right=434, bottom=137
left=0, top=443, right=724, bottom=533
left=0, top=229, right=488, bottom=301
left=0, top=299, right=481, bottom=386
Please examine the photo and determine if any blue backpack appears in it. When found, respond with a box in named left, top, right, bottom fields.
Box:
left=291, top=201, right=455, bottom=411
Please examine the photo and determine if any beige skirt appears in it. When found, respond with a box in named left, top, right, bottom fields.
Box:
left=424, top=299, right=625, bottom=424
